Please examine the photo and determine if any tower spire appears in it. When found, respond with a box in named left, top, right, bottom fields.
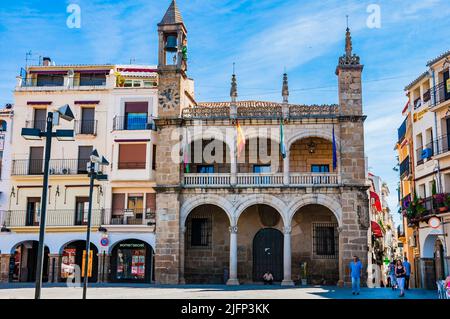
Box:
left=230, top=63, right=237, bottom=102
left=282, top=72, right=289, bottom=104
left=159, top=0, right=184, bottom=26
left=345, top=17, right=352, bottom=57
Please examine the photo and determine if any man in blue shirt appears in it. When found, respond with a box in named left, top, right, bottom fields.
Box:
left=348, top=255, right=363, bottom=295
left=403, top=257, right=411, bottom=290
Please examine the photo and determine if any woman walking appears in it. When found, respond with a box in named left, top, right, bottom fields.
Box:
left=388, top=261, right=397, bottom=290
left=395, top=260, right=406, bottom=297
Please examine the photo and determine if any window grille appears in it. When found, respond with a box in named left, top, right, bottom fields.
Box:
left=312, top=223, right=338, bottom=259
left=187, top=211, right=212, bottom=249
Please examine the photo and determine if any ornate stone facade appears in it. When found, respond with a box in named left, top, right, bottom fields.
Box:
left=154, top=0, right=369, bottom=286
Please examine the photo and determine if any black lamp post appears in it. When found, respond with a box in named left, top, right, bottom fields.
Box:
left=82, top=149, right=108, bottom=299
left=21, top=104, right=75, bottom=300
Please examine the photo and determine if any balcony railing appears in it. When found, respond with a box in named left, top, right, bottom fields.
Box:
left=399, top=156, right=410, bottom=178
left=184, top=173, right=231, bottom=186
left=432, top=134, right=450, bottom=157
left=74, top=120, right=97, bottom=135
left=21, top=78, right=64, bottom=88
left=416, top=141, right=433, bottom=165
left=289, top=173, right=339, bottom=186
left=12, top=159, right=91, bottom=176
left=183, top=172, right=339, bottom=187
left=104, top=209, right=156, bottom=226
left=432, top=81, right=450, bottom=107
left=3, top=209, right=156, bottom=228
left=4, top=209, right=103, bottom=227
left=113, top=116, right=156, bottom=131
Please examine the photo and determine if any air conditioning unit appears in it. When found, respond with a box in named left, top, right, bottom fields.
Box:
left=421, top=148, right=433, bottom=160
left=62, top=168, right=70, bottom=175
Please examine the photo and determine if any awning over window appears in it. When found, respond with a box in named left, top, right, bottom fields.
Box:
left=371, top=221, right=383, bottom=238
left=370, top=191, right=382, bottom=212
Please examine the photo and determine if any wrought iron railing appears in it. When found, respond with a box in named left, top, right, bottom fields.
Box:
left=112, top=116, right=156, bottom=131
left=12, top=159, right=91, bottom=175
left=74, top=120, right=97, bottom=135
left=104, top=209, right=156, bottom=226
left=432, top=81, right=450, bottom=106
left=432, top=134, right=450, bottom=157
left=4, top=209, right=103, bottom=227
left=399, top=156, right=410, bottom=178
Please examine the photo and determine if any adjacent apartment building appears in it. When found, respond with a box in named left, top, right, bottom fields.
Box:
left=396, top=50, right=450, bottom=289
left=1, top=0, right=370, bottom=286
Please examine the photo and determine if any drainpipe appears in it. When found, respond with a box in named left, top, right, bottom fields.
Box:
left=430, top=68, right=442, bottom=192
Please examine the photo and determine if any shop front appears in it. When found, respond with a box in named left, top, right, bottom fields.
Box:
left=60, top=240, right=98, bottom=283
left=110, top=239, right=153, bottom=283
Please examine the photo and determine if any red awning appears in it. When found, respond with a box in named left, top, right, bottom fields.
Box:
left=371, top=221, right=383, bottom=238
left=370, top=191, right=382, bottom=212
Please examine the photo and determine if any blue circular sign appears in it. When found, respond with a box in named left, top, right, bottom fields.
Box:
left=100, top=237, right=109, bottom=247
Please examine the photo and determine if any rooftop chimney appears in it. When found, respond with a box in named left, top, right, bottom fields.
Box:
left=42, top=57, right=52, bottom=67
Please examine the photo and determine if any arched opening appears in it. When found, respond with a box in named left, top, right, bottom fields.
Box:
left=289, top=137, right=335, bottom=173
left=10, top=241, right=49, bottom=282
left=110, top=239, right=154, bottom=283
left=183, top=139, right=231, bottom=174
left=237, top=137, right=283, bottom=174
left=184, top=204, right=230, bottom=283
left=291, top=204, right=339, bottom=285
left=252, top=228, right=283, bottom=282
left=60, top=240, right=98, bottom=283
left=237, top=204, right=284, bottom=283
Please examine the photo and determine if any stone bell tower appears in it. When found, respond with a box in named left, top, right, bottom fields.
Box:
left=154, top=0, right=188, bottom=284
left=335, top=27, right=370, bottom=286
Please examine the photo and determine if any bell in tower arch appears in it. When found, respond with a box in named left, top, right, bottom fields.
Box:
left=165, top=35, right=178, bottom=53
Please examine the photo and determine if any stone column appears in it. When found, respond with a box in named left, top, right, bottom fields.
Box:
left=283, top=150, right=290, bottom=185
left=337, top=226, right=345, bottom=287
left=282, top=226, right=294, bottom=286
left=0, top=254, right=11, bottom=283
left=227, top=226, right=239, bottom=285
left=48, top=254, right=61, bottom=283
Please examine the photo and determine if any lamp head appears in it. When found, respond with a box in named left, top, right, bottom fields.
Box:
left=57, top=104, right=75, bottom=122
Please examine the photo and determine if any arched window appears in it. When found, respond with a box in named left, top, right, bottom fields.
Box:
left=0, top=120, right=6, bottom=132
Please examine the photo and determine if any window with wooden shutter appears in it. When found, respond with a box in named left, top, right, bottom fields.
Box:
left=118, top=144, right=146, bottom=169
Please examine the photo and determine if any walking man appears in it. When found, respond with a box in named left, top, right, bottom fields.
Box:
left=348, top=256, right=363, bottom=295
left=403, top=257, right=411, bottom=290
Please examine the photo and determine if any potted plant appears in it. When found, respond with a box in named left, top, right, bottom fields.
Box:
left=299, top=262, right=307, bottom=286
left=435, top=193, right=448, bottom=213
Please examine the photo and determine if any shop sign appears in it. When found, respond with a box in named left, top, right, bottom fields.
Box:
left=413, top=108, right=428, bottom=122
left=428, top=216, right=441, bottom=229
left=119, top=243, right=145, bottom=249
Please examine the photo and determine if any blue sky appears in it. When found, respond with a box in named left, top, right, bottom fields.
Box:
left=1, top=0, right=450, bottom=224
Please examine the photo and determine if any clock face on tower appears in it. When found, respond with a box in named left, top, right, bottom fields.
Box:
left=159, top=87, right=180, bottom=111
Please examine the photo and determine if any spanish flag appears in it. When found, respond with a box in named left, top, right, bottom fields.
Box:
left=236, top=120, right=246, bottom=158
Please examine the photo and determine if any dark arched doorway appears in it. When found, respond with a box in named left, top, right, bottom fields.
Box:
left=60, top=240, right=98, bottom=282
left=110, top=239, right=154, bottom=283
left=253, top=228, right=283, bottom=282
left=434, top=239, right=446, bottom=281
left=11, top=241, right=49, bottom=282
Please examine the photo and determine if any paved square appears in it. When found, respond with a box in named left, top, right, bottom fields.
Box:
left=0, top=284, right=438, bottom=299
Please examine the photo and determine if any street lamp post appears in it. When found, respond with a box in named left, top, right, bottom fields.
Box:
left=21, top=105, right=75, bottom=300
left=82, top=149, right=108, bottom=299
